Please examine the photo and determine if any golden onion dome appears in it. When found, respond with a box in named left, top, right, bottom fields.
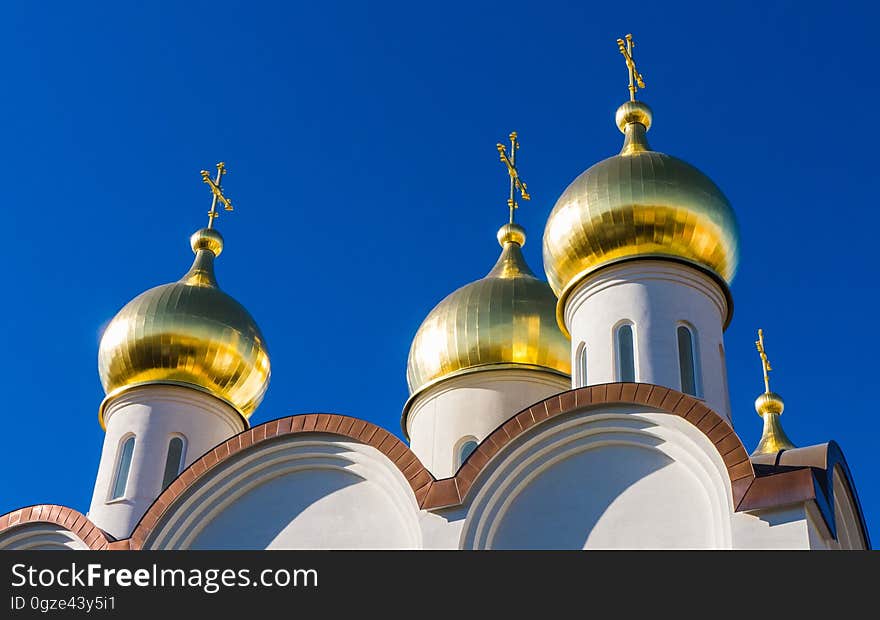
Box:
left=752, top=391, right=796, bottom=455
left=97, top=228, right=270, bottom=426
left=405, top=223, right=570, bottom=402
left=543, top=100, right=740, bottom=334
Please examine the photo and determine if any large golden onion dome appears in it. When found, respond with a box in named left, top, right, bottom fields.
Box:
left=405, top=223, right=570, bottom=403
left=97, top=227, right=270, bottom=426
left=542, top=100, right=740, bottom=334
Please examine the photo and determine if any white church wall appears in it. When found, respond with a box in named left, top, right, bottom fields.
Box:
left=730, top=506, right=814, bottom=549
left=419, top=507, right=467, bottom=550
left=89, top=385, right=245, bottom=541
left=407, top=369, right=570, bottom=478
left=564, top=261, right=732, bottom=422
left=459, top=406, right=734, bottom=549
left=0, top=524, right=90, bottom=551
left=144, top=434, right=421, bottom=550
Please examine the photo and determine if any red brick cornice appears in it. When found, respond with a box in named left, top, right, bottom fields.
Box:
left=0, top=505, right=113, bottom=550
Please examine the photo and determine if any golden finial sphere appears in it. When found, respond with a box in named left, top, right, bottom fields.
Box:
left=615, top=100, right=652, bottom=132
left=755, top=392, right=785, bottom=416
left=497, top=223, right=526, bottom=247
left=190, top=227, right=224, bottom=256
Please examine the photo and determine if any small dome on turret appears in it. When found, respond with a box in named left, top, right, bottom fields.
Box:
left=542, top=99, right=740, bottom=334
left=97, top=227, right=270, bottom=425
left=406, top=223, right=570, bottom=399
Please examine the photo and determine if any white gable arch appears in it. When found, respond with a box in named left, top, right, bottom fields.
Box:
left=461, top=406, right=734, bottom=549
left=144, top=434, right=422, bottom=549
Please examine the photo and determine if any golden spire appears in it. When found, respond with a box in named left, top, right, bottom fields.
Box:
left=496, top=132, right=531, bottom=224
left=751, top=328, right=796, bottom=456
left=200, top=162, right=234, bottom=229
left=616, top=34, right=645, bottom=102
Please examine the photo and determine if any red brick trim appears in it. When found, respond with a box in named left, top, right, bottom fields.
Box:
left=0, top=505, right=113, bottom=550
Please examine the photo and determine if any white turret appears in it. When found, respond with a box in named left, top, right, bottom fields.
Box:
left=403, top=222, right=570, bottom=478
left=89, top=169, right=270, bottom=538
left=543, top=101, right=739, bottom=421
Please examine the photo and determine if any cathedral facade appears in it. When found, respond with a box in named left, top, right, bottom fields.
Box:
left=0, top=42, right=869, bottom=550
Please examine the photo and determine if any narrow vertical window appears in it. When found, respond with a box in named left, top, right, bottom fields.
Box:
left=457, top=439, right=478, bottom=469
left=111, top=436, right=135, bottom=500
left=161, top=437, right=186, bottom=491
left=720, top=343, right=731, bottom=415
left=677, top=325, right=699, bottom=396
left=577, top=343, right=588, bottom=387
left=616, top=324, right=636, bottom=382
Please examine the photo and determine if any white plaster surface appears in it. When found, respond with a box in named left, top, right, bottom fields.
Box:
left=145, top=435, right=421, bottom=550
left=460, top=407, right=733, bottom=549
left=407, top=369, right=570, bottom=478
left=564, top=261, right=732, bottom=421
left=88, top=385, right=245, bottom=540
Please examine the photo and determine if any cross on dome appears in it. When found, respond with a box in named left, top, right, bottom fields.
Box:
left=616, top=33, right=646, bottom=102
left=496, top=132, right=530, bottom=224
left=755, top=328, right=773, bottom=394
left=200, top=161, right=234, bottom=229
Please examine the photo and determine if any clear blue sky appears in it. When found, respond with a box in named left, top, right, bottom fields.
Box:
left=1, top=1, right=876, bottom=543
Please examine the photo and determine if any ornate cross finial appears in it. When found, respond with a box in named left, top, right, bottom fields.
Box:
left=496, top=132, right=531, bottom=224
left=616, top=34, right=646, bottom=102
left=200, top=162, right=234, bottom=229
left=755, top=328, right=772, bottom=394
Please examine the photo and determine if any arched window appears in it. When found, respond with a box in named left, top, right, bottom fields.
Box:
left=577, top=343, right=588, bottom=387
left=457, top=438, right=479, bottom=469
left=161, top=436, right=186, bottom=491
left=110, top=436, right=135, bottom=500
left=677, top=325, right=700, bottom=396
left=615, top=323, right=636, bottom=382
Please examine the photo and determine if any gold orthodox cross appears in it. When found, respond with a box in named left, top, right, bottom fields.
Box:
left=755, top=328, right=772, bottom=394
left=496, top=132, right=531, bottom=224
left=200, top=162, right=234, bottom=229
left=617, top=34, right=645, bottom=102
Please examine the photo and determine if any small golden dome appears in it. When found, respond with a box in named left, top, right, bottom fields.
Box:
left=406, top=224, right=570, bottom=400
left=752, top=391, right=795, bottom=455
left=543, top=100, right=739, bottom=334
left=97, top=228, right=270, bottom=425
